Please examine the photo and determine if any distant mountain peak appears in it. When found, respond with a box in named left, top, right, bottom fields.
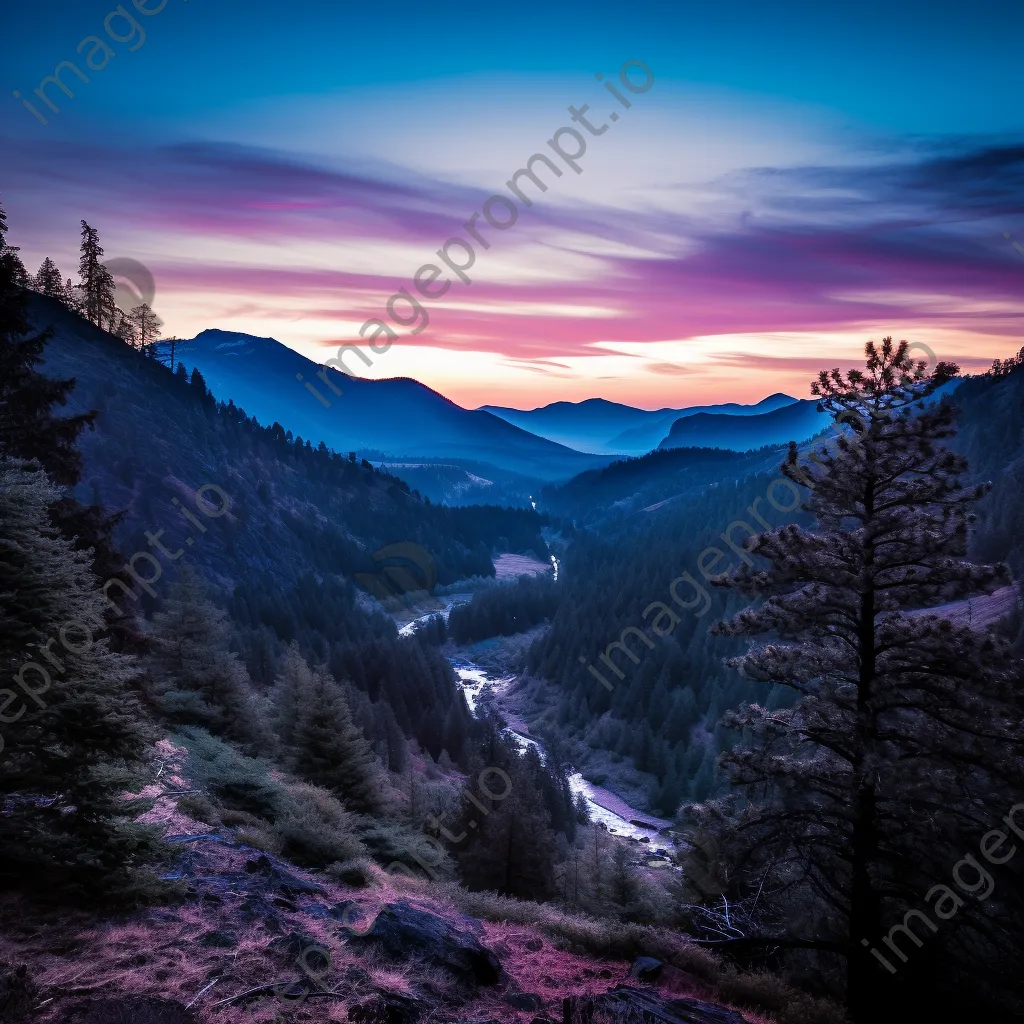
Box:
left=153, top=327, right=607, bottom=479
left=188, top=328, right=277, bottom=350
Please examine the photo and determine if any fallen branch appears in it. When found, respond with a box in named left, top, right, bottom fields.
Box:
left=185, top=978, right=219, bottom=1008
left=211, top=984, right=276, bottom=1007
left=64, top=983, right=116, bottom=996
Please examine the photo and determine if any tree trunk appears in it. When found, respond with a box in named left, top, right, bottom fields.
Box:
left=848, top=474, right=882, bottom=1020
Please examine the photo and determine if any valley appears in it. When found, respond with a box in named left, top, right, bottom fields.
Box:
left=398, top=595, right=676, bottom=850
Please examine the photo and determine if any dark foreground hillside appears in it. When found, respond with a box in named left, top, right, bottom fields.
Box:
left=0, top=737, right=843, bottom=1024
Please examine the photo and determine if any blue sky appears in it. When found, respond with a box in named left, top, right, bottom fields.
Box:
left=3, top=0, right=1022, bottom=408
left=5, top=0, right=1021, bottom=135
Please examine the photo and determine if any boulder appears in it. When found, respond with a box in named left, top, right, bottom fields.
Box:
left=505, top=991, right=543, bottom=1010
left=243, top=854, right=324, bottom=895
left=347, top=992, right=424, bottom=1023
left=350, top=901, right=502, bottom=986
left=267, top=930, right=325, bottom=959
left=629, top=956, right=665, bottom=982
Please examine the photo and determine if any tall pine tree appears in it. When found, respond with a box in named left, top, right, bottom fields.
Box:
left=32, top=258, right=65, bottom=300
left=0, top=201, right=127, bottom=606
left=698, top=339, right=1024, bottom=1020
left=129, top=302, right=161, bottom=351
left=147, top=565, right=266, bottom=747
left=78, top=220, right=115, bottom=329
left=289, top=665, right=383, bottom=815
left=0, top=200, right=28, bottom=287
left=0, top=205, right=94, bottom=486
left=0, top=459, right=165, bottom=902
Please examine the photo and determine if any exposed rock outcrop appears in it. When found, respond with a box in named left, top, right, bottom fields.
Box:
left=350, top=901, right=502, bottom=986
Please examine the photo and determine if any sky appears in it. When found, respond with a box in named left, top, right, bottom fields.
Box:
left=2, top=0, right=1023, bottom=411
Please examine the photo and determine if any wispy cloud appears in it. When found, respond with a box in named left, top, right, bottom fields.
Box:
left=5, top=132, right=1023, bottom=406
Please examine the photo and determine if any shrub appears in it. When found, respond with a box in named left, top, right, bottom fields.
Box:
left=326, top=857, right=375, bottom=888
left=218, top=808, right=270, bottom=828
left=276, top=783, right=366, bottom=867
left=355, top=819, right=454, bottom=879
left=175, top=727, right=284, bottom=821
left=175, top=793, right=220, bottom=826
left=235, top=826, right=284, bottom=855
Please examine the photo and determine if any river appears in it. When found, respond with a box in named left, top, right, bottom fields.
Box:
left=398, top=602, right=673, bottom=852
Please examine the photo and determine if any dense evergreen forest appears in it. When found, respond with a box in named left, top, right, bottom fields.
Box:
left=539, top=444, right=778, bottom=523
left=528, top=461, right=803, bottom=814
left=522, top=359, right=1024, bottom=819
left=448, top=573, right=559, bottom=644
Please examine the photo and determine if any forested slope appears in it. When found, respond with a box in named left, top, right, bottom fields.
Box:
left=527, top=365, right=1024, bottom=815
left=953, top=356, right=1024, bottom=580
left=26, top=294, right=552, bottom=763
left=32, top=294, right=549, bottom=594
left=528, top=461, right=806, bottom=814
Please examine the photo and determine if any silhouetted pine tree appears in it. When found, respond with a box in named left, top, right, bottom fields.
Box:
left=700, top=339, right=1024, bottom=1021
left=129, top=302, right=161, bottom=351
left=0, top=211, right=93, bottom=486
left=0, top=203, right=129, bottom=608
left=78, top=221, right=115, bottom=329
left=110, top=309, right=136, bottom=347
left=0, top=201, right=28, bottom=286
left=32, top=258, right=65, bottom=299
left=0, top=459, right=165, bottom=902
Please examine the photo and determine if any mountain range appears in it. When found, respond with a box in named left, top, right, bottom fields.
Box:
left=158, top=330, right=609, bottom=482
left=152, top=329, right=835, bottom=495
left=482, top=393, right=798, bottom=454
left=658, top=398, right=831, bottom=452
left=29, top=296, right=547, bottom=593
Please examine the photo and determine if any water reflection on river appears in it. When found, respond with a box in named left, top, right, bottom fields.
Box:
left=452, top=662, right=672, bottom=849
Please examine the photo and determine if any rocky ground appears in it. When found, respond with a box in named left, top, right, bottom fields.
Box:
left=0, top=772, right=843, bottom=1024
left=0, top=833, right=779, bottom=1024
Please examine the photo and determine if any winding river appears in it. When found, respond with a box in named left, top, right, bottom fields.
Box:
left=399, top=602, right=673, bottom=852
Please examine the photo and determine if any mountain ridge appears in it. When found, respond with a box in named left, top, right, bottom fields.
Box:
left=483, top=393, right=798, bottom=454
left=162, top=329, right=610, bottom=482
left=657, top=398, right=830, bottom=452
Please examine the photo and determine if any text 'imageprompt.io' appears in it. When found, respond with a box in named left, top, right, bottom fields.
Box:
left=296, top=59, right=655, bottom=411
